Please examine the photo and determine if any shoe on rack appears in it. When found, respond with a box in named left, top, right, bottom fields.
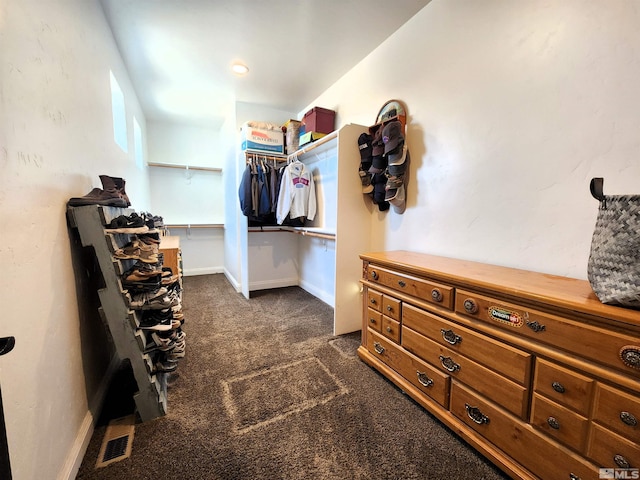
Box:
left=138, top=309, right=174, bottom=331
left=106, top=213, right=149, bottom=234
left=67, top=184, right=127, bottom=207
left=123, top=272, right=162, bottom=292
left=129, top=287, right=172, bottom=310
left=152, top=358, right=178, bottom=374
left=102, top=176, right=131, bottom=207
left=143, top=332, right=176, bottom=353
left=138, top=232, right=161, bottom=245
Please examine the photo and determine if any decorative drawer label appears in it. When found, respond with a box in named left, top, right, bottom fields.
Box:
left=488, top=306, right=523, bottom=327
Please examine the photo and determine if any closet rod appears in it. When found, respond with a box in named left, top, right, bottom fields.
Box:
left=289, top=229, right=335, bottom=241
left=244, top=152, right=288, bottom=164
left=290, top=130, right=338, bottom=158
left=165, top=223, right=224, bottom=229
left=247, top=227, right=335, bottom=240
left=147, top=162, right=222, bottom=173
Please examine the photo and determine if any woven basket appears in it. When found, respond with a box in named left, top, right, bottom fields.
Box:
left=587, top=177, right=640, bottom=309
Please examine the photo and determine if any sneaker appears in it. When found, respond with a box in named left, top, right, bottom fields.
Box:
left=144, top=332, right=176, bottom=353
left=138, top=309, right=173, bottom=331
left=106, top=213, right=149, bottom=234
left=129, top=287, right=171, bottom=310
left=152, top=358, right=178, bottom=374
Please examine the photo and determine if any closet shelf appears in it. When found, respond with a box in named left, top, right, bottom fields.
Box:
left=147, top=162, right=222, bottom=173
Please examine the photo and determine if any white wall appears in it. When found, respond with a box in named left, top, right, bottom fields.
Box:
left=146, top=121, right=225, bottom=276
left=303, top=0, right=640, bottom=280
left=0, top=1, right=149, bottom=479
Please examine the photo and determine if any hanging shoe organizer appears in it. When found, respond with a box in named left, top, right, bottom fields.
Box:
left=67, top=204, right=167, bottom=422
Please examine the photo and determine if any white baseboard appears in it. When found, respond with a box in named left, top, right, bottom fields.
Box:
left=57, top=354, right=120, bottom=480
left=249, top=277, right=299, bottom=292
left=298, top=279, right=335, bottom=307
left=223, top=268, right=241, bottom=292
left=183, top=266, right=224, bottom=277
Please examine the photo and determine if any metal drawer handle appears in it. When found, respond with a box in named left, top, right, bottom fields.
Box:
left=369, top=317, right=376, bottom=324
left=370, top=298, right=377, bottom=305
left=547, top=416, right=560, bottom=430
left=614, top=454, right=631, bottom=469
left=386, top=305, right=393, bottom=312
left=465, top=403, right=490, bottom=425
left=463, top=298, right=478, bottom=314
left=569, top=474, right=582, bottom=480
left=373, top=342, right=385, bottom=355
left=620, top=346, right=640, bottom=369
left=439, top=355, right=460, bottom=372
left=386, top=326, right=392, bottom=333
left=398, top=280, right=406, bottom=288
left=526, top=320, right=546, bottom=333
left=371, top=270, right=378, bottom=280
left=552, top=382, right=565, bottom=394
left=620, top=411, right=638, bottom=427
left=431, top=288, right=443, bottom=302
left=440, top=328, right=462, bottom=346
left=417, top=371, right=434, bottom=388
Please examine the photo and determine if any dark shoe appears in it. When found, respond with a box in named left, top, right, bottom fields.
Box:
left=105, top=176, right=131, bottom=207
left=107, top=213, right=149, bottom=234
left=67, top=185, right=127, bottom=207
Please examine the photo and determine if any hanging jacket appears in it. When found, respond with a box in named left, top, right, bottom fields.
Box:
left=238, top=163, right=253, bottom=217
left=276, top=160, right=316, bottom=225
left=256, top=164, right=271, bottom=217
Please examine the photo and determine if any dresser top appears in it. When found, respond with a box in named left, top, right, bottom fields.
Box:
left=360, top=250, right=640, bottom=329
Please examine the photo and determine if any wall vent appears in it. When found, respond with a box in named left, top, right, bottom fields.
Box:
left=95, top=414, right=136, bottom=468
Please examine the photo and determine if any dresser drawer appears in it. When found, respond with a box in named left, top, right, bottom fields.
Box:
left=531, top=393, right=589, bottom=452
left=366, top=308, right=382, bottom=333
left=402, top=303, right=531, bottom=385
left=455, top=289, right=640, bottom=375
left=588, top=423, right=640, bottom=470
left=382, top=295, right=401, bottom=321
left=534, top=359, right=594, bottom=415
left=593, top=383, right=640, bottom=444
left=402, top=327, right=528, bottom=418
left=366, top=329, right=450, bottom=408
left=450, top=381, right=600, bottom=480
left=367, top=289, right=383, bottom=312
left=366, top=264, right=454, bottom=310
left=381, top=316, right=401, bottom=343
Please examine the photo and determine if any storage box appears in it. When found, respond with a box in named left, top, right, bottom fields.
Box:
left=299, top=131, right=327, bottom=147
left=240, top=122, right=284, bottom=154
left=283, top=119, right=302, bottom=154
left=302, top=107, right=336, bottom=135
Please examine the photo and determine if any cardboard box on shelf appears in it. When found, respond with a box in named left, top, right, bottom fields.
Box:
left=240, top=122, right=284, bottom=154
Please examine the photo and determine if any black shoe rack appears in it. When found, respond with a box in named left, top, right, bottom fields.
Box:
left=67, top=205, right=167, bottom=422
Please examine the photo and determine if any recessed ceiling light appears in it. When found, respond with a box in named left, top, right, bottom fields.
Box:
left=232, top=63, right=249, bottom=75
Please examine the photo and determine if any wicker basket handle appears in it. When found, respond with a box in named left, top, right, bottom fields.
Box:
left=590, top=177, right=605, bottom=201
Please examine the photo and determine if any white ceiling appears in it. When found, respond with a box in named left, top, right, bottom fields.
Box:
left=99, top=0, right=430, bottom=129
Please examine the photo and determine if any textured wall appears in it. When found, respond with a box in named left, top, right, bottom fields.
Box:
left=303, top=0, right=640, bottom=279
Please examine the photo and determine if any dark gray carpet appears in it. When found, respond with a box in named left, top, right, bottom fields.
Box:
left=77, top=274, right=509, bottom=480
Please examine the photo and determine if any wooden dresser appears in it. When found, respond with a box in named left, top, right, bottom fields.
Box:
left=159, top=235, right=182, bottom=279
left=357, top=251, right=640, bottom=480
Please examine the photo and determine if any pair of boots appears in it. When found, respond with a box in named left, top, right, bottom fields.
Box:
left=68, top=175, right=130, bottom=207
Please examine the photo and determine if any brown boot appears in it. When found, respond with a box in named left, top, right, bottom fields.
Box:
left=100, top=175, right=130, bottom=206
left=67, top=182, right=127, bottom=207
left=111, top=176, right=131, bottom=206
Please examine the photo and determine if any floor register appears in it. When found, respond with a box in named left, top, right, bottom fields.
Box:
left=357, top=250, right=640, bottom=480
